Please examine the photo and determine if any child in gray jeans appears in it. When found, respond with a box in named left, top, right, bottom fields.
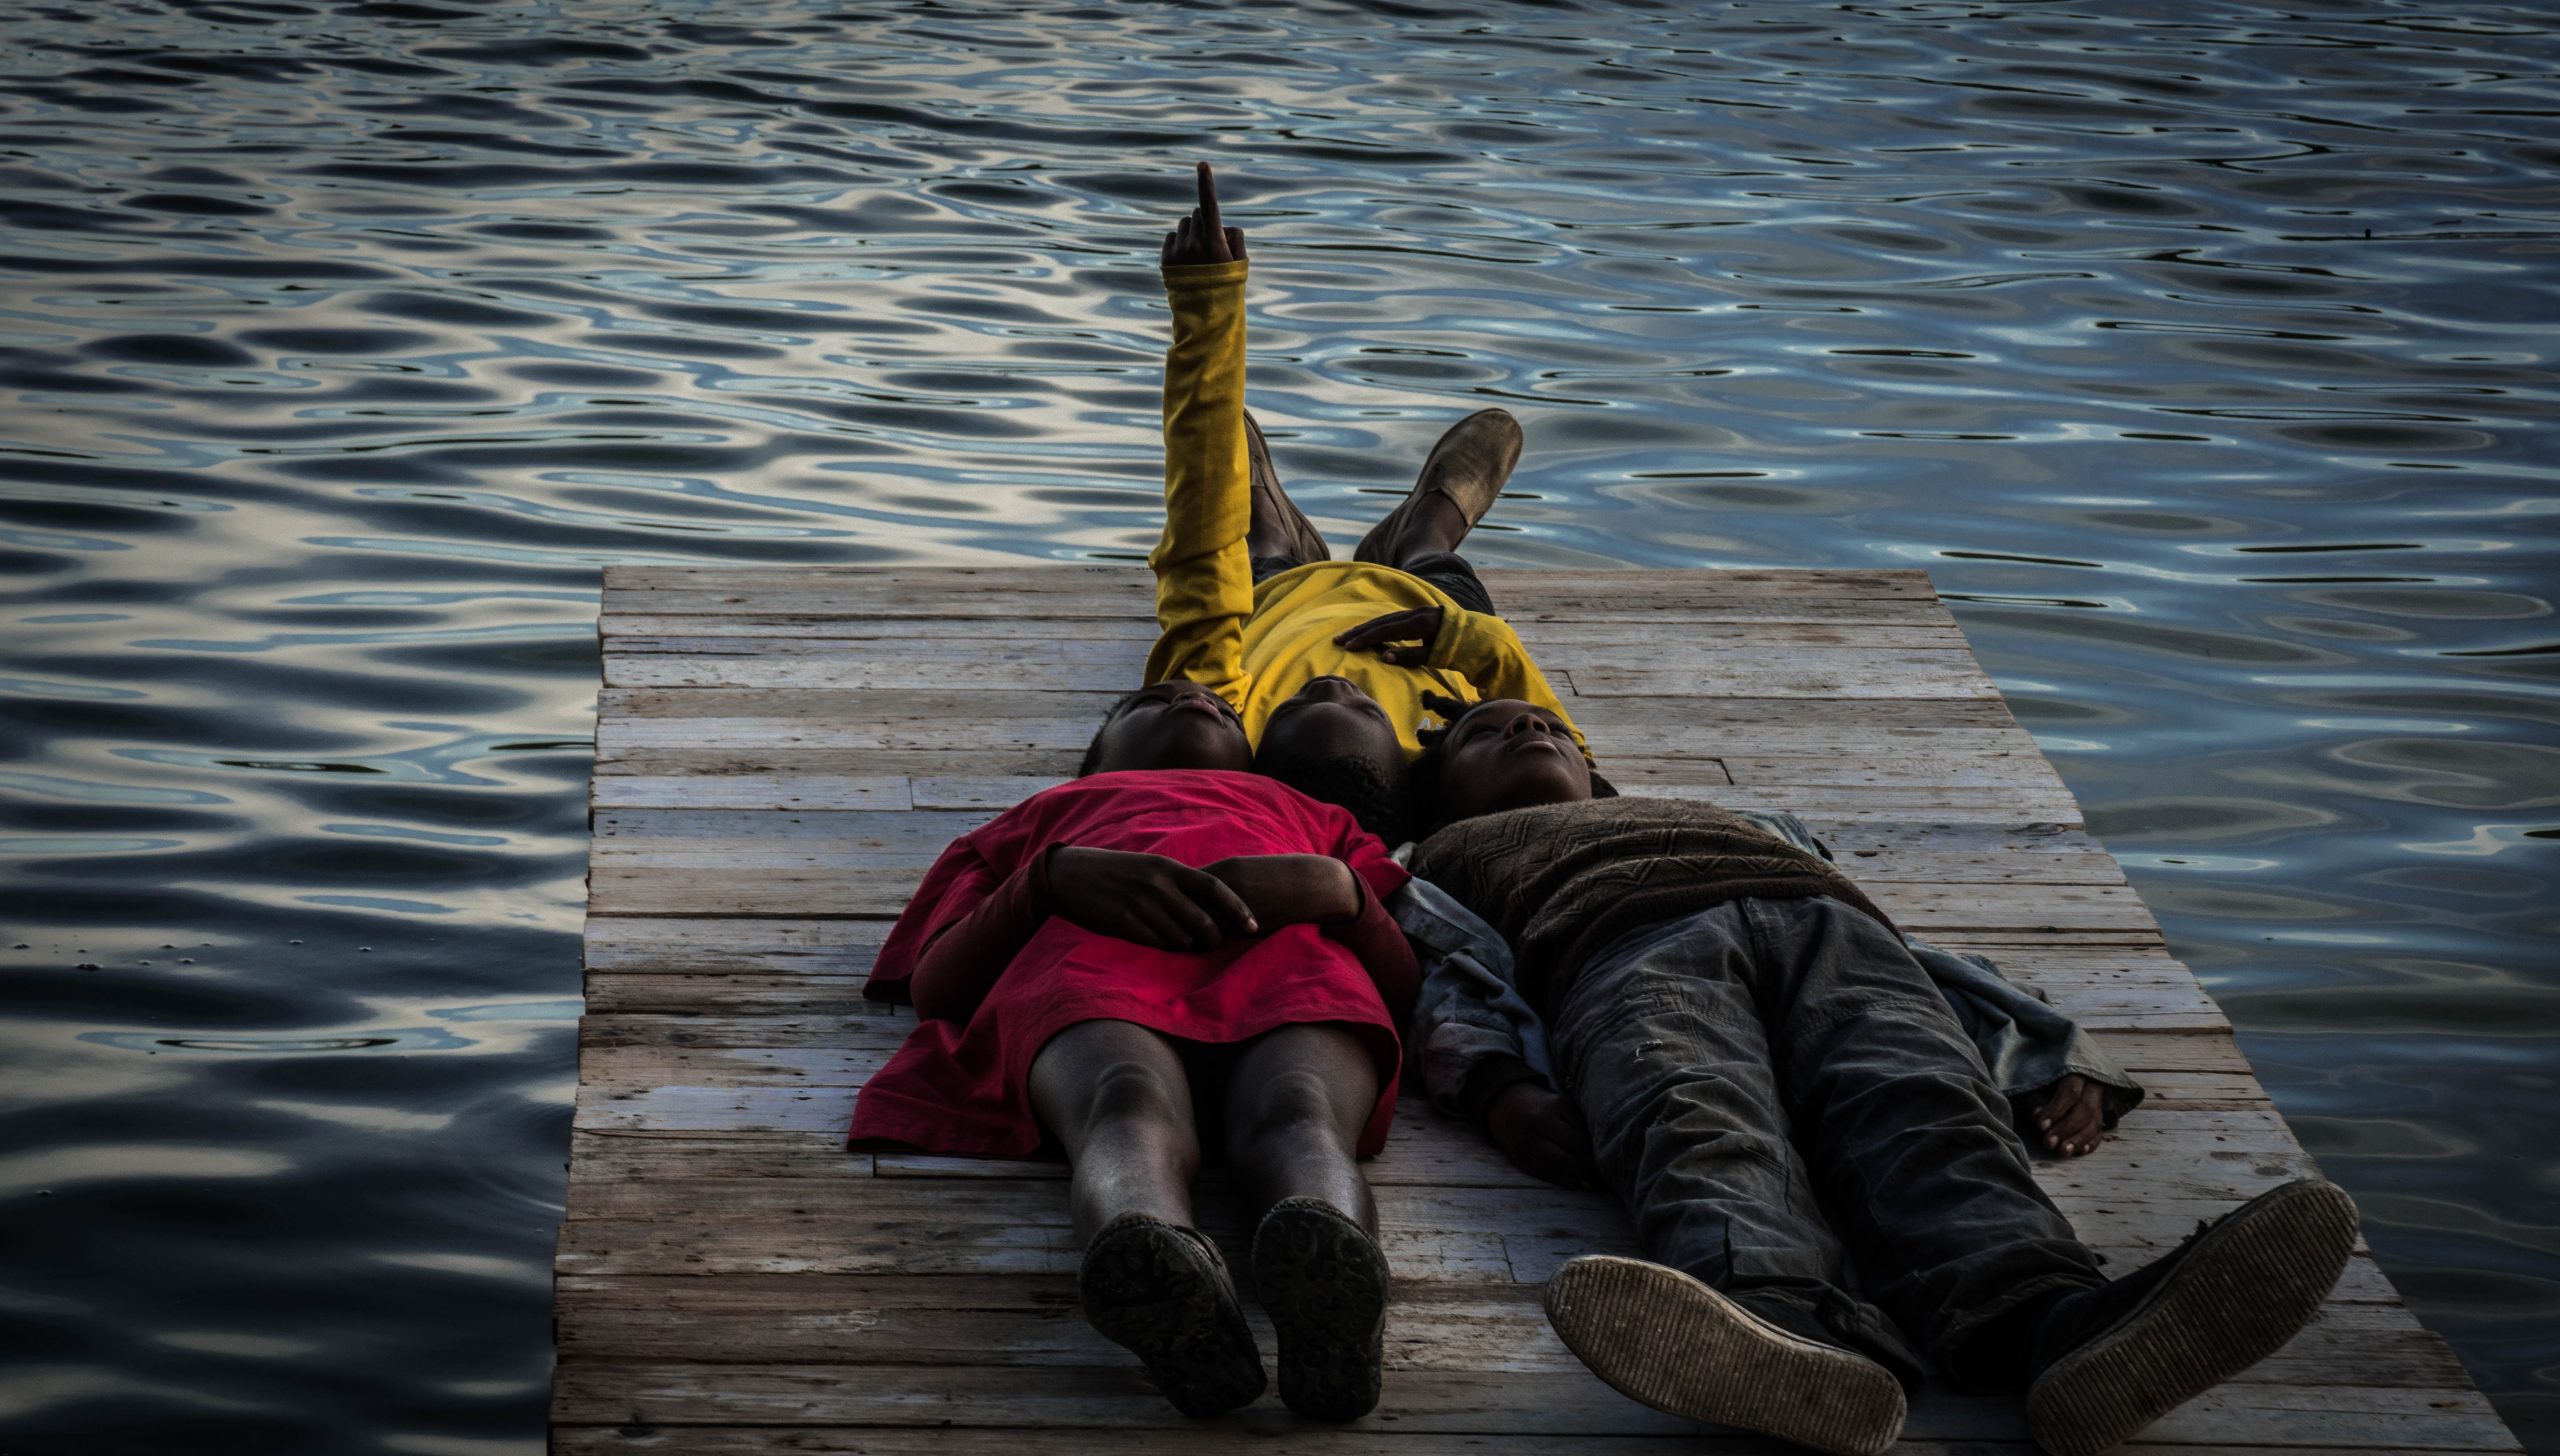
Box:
left=1395, top=696, right=2358, bottom=1456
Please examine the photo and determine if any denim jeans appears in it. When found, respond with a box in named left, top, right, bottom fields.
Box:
left=1249, top=551, right=1497, bottom=617
left=1554, top=896, right=2105, bottom=1390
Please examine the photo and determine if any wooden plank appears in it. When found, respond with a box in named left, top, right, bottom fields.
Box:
left=1566, top=654, right=1999, bottom=700
left=552, top=1275, right=2459, bottom=1387
left=584, top=807, right=2101, bottom=857
left=599, top=687, right=2022, bottom=739
left=588, top=809, right=2122, bottom=886
left=592, top=774, right=917, bottom=811
left=606, top=639, right=1998, bottom=698
left=606, top=615, right=1972, bottom=650
left=604, top=565, right=1942, bottom=595
left=573, top=968, right=2224, bottom=1031
left=585, top=863, right=2166, bottom=932
left=582, top=916, right=892, bottom=974
left=575, top=1048, right=2260, bottom=1112
left=575, top=951, right=2215, bottom=1011
left=556, top=1437, right=2492, bottom=1456
left=605, top=568, right=1952, bottom=622
left=566, top=1089, right=2301, bottom=1198
left=549, top=1361, right=2514, bottom=1445
left=582, top=974, right=886, bottom=1016
left=553, top=1162, right=2375, bottom=1270
left=570, top=1019, right=2250, bottom=1078
left=573, top=919, right=2204, bottom=980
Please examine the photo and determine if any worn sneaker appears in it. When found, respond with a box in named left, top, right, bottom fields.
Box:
left=1543, top=1255, right=1906, bottom=1456
left=1078, top=1211, right=1266, bottom=1417
left=2026, top=1178, right=2359, bottom=1456
left=1352, top=407, right=1522, bottom=566
left=1244, top=410, right=1330, bottom=564
left=1250, top=1196, right=1390, bottom=1420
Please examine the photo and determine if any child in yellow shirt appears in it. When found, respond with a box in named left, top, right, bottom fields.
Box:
left=1083, top=164, right=1598, bottom=841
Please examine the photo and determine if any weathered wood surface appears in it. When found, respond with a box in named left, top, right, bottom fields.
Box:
left=557, top=566, right=2516, bottom=1454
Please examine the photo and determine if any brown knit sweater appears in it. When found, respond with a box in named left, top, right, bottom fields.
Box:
left=1407, top=796, right=1897, bottom=1015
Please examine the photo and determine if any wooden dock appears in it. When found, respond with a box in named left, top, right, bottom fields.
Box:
left=555, top=565, right=2520, bottom=1455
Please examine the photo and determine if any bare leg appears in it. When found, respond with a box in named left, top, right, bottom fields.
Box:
left=1029, top=1018, right=1200, bottom=1248
left=1221, top=1021, right=1381, bottom=1231
left=1224, top=1021, right=1391, bottom=1419
left=1032, top=1019, right=1266, bottom=1415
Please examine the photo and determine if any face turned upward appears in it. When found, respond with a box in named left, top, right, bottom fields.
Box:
left=1085, top=680, right=1252, bottom=774
left=1254, top=676, right=1404, bottom=780
left=1434, top=697, right=1591, bottom=822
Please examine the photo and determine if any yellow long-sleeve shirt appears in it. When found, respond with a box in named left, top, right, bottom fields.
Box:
left=1145, top=260, right=1592, bottom=761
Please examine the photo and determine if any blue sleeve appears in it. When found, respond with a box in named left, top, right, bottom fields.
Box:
left=1908, top=938, right=2147, bottom=1130
left=1388, top=876, right=1556, bottom=1125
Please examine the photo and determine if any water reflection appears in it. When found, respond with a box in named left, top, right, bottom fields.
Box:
left=2, top=0, right=2555, bottom=1449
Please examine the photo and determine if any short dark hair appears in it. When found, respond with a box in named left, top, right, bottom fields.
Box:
left=1076, top=690, right=1144, bottom=777
left=1255, top=739, right=1413, bottom=845
left=1405, top=732, right=1459, bottom=837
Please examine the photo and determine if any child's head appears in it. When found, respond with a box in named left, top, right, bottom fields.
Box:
left=1410, top=697, right=1611, bottom=831
left=1250, top=675, right=1411, bottom=842
left=1077, top=680, right=1252, bottom=775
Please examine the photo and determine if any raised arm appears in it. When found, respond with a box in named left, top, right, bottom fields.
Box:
left=1143, top=162, right=1254, bottom=701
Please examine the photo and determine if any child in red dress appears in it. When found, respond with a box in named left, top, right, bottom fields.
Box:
left=852, top=678, right=1417, bottom=1421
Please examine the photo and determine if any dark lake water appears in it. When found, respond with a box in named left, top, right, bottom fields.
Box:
left=3, top=0, right=2554, bottom=1449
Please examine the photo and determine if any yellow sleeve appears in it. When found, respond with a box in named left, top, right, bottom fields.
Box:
left=1430, top=609, right=1597, bottom=763
left=1141, top=259, right=1254, bottom=704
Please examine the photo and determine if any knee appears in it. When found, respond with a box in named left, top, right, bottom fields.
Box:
left=1231, top=1067, right=1347, bottom=1154
left=1083, top=1058, right=1191, bottom=1140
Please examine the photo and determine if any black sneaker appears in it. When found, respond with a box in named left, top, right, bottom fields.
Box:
left=1078, top=1211, right=1266, bottom=1417
left=1250, top=1196, right=1390, bottom=1420
left=1543, top=1255, right=1906, bottom=1456
left=2025, top=1178, right=2358, bottom=1456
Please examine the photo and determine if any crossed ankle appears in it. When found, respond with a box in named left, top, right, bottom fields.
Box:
left=1933, top=1275, right=2101, bottom=1394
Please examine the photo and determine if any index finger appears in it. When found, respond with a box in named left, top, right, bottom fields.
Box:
left=1196, top=161, right=1221, bottom=235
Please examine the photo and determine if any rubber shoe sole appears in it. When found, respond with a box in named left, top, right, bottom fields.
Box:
left=1078, top=1213, right=1266, bottom=1418
left=1543, top=1255, right=1905, bottom=1456
left=1251, top=1197, right=1390, bottom=1421
left=2026, top=1178, right=2359, bottom=1456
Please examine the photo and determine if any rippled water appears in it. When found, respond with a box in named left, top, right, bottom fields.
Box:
left=3, top=0, right=2555, bottom=1449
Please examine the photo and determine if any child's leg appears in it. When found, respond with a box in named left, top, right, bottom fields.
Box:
left=1394, top=550, right=1498, bottom=615
left=1740, top=897, right=2104, bottom=1386
left=1220, top=1022, right=1379, bottom=1230
left=1028, top=1018, right=1201, bottom=1246
left=1224, top=1022, right=1391, bottom=1420
left=1031, top=1017, right=1265, bottom=1416
left=1551, top=907, right=1920, bottom=1377
left=1352, top=407, right=1521, bottom=568
left=1536, top=906, right=1915, bottom=1456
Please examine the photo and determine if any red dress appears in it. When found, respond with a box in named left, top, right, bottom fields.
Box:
left=850, top=769, right=1414, bottom=1159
